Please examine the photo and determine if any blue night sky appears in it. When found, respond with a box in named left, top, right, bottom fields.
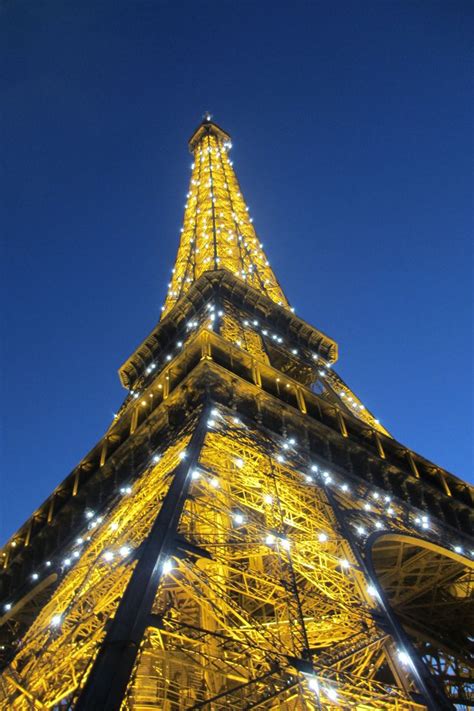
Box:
left=1, top=1, right=472, bottom=542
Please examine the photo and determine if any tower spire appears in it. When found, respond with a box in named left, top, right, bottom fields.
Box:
left=161, top=117, right=289, bottom=317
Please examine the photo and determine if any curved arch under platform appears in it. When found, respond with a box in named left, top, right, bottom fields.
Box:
left=368, top=534, right=474, bottom=709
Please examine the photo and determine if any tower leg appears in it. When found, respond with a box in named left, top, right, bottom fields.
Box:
left=325, top=486, right=454, bottom=711
left=74, top=408, right=210, bottom=711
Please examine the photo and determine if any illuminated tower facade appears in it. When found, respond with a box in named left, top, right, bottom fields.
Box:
left=0, top=117, right=472, bottom=710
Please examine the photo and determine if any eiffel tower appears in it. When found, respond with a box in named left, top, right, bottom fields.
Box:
left=0, top=117, right=472, bottom=710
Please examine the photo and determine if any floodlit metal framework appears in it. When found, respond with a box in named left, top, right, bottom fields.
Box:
left=0, top=118, right=472, bottom=710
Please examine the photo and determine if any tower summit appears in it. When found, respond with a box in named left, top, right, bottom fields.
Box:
left=163, top=116, right=288, bottom=316
left=0, top=119, right=472, bottom=710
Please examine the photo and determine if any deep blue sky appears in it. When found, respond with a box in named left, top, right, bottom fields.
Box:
left=1, top=1, right=472, bottom=542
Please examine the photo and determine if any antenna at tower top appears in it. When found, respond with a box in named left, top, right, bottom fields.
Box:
left=203, top=111, right=213, bottom=122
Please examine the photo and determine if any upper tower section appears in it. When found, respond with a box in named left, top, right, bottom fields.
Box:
left=161, top=116, right=289, bottom=317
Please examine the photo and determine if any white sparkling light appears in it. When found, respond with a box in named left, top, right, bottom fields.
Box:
left=162, top=559, right=173, bottom=575
left=397, top=650, right=411, bottom=666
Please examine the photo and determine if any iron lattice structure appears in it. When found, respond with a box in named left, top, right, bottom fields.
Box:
left=0, top=118, right=472, bottom=710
